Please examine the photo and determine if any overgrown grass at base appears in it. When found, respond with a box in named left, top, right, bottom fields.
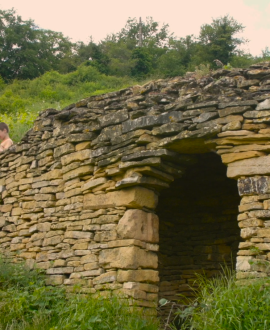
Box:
left=169, top=269, right=270, bottom=330
left=0, top=257, right=159, bottom=330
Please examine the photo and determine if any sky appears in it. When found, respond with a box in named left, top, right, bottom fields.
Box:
left=0, top=0, right=269, bottom=56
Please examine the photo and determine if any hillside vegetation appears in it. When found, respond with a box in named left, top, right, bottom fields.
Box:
left=0, top=65, right=136, bottom=142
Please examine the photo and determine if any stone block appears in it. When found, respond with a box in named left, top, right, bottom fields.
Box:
left=61, top=149, right=92, bottom=166
left=123, top=282, right=159, bottom=293
left=117, top=209, right=159, bottom=243
left=256, top=98, right=270, bottom=110
left=41, top=169, right=62, bottom=181
left=236, top=256, right=251, bottom=271
left=75, top=142, right=91, bottom=151
left=93, top=271, right=117, bottom=285
left=82, top=177, right=107, bottom=191
left=238, top=218, right=264, bottom=228
left=257, top=228, right=270, bottom=237
left=238, top=176, right=270, bottom=196
left=227, top=155, right=270, bottom=178
left=0, top=204, right=12, bottom=212
left=218, top=106, right=251, bottom=118
left=84, top=262, right=99, bottom=271
left=81, top=254, right=97, bottom=264
left=221, top=151, right=265, bottom=164
left=84, top=187, right=158, bottom=210
left=117, top=270, right=159, bottom=283
left=64, top=231, right=93, bottom=239
left=241, top=227, right=258, bottom=239
left=46, top=267, right=74, bottom=274
left=99, top=246, right=158, bottom=269
left=43, top=236, right=63, bottom=246
left=54, top=143, right=74, bottom=158
left=63, top=166, right=94, bottom=181
left=45, top=275, right=65, bottom=285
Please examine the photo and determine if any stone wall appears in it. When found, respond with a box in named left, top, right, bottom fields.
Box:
left=1, top=62, right=270, bottom=312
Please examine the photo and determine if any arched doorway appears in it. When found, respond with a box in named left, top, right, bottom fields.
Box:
left=157, top=152, right=241, bottom=312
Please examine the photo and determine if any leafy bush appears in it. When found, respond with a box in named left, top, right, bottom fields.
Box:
left=169, top=269, right=270, bottom=330
left=0, top=256, right=159, bottom=330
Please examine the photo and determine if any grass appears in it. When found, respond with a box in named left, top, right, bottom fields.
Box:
left=0, top=64, right=138, bottom=142
left=0, top=256, right=160, bottom=330
left=167, top=268, right=270, bottom=330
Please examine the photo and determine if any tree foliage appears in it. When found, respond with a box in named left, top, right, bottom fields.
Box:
left=197, top=15, right=246, bottom=65
left=0, top=8, right=73, bottom=81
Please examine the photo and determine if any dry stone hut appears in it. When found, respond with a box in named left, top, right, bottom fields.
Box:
left=1, top=62, right=270, bottom=313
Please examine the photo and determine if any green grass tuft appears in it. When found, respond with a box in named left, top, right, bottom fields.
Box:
left=171, top=268, right=270, bottom=330
left=0, top=256, right=159, bottom=330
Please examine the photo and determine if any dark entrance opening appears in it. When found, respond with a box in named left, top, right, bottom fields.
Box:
left=157, top=152, right=241, bottom=309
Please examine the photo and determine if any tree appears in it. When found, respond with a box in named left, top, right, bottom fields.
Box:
left=0, top=8, right=74, bottom=81
left=75, top=40, right=110, bottom=74
left=100, top=17, right=173, bottom=77
left=131, top=47, right=152, bottom=77
left=197, top=15, right=246, bottom=66
left=114, top=17, right=173, bottom=48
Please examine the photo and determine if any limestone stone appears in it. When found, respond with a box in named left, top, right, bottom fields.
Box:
left=249, top=210, right=270, bottom=219
left=84, top=187, right=158, bottom=210
left=75, top=142, right=91, bottom=151
left=218, top=106, right=251, bottom=118
left=81, top=254, right=97, bottom=264
left=244, top=110, right=270, bottom=119
left=54, top=143, right=75, bottom=158
left=64, top=231, right=93, bottom=239
left=227, top=155, right=270, bottom=178
left=123, top=282, right=158, bottom=293
left=221, top=151, right=265, bottom=164
left=61, top=149, right=92, bottom=166
left=0, top=204, right=12, bottom=212
left=46, top=267, right=74, bottom=274
left=93, top=271, right=117, bottom=285
left=117, top=209, right=159, bottom=243
left=238, top=218, right=264, bottom=228
left=63, top=166, right=94, bottom=181
left=117, top=270, right=159, bottom=283
left=82, top=177, right=107, bottom=191
left=43, top=236, right=63, bottom=246
left=257, top=229, right=270, bottom=237
left=41, top=169, right=62, bottom=181
left=241, top=227, right=258, bottom=239
left=238, top=176, right=270, bottom=196
left=238, top=202, right=263, bottom=212
left=84, top=263, right=99, bottom=271
left=236, top=256, right=252, bottom=271
left=99, top=246, right=158, bottom=269
left=221, top=121, right=242, bottom=131
left=256, top=98, right=270, bottom=110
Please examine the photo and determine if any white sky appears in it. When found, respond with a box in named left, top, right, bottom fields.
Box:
left=0, top=0, right=269, bottom=56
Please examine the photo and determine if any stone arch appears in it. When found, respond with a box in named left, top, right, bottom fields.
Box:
left=1, top=63, right=270, bottom=314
